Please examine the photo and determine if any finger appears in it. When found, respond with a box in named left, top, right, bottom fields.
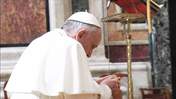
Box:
left=111, top=78, right=120, bottom=84
left=107, top=75, right=117, bottom=80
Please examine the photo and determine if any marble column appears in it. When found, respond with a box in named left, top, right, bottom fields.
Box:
left=152, top=0, right=171, bottom=91
left=49, top=0, right=72, bottom=30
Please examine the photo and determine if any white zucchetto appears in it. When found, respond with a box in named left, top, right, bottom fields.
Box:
left=67, top=12, right=101, bottom=28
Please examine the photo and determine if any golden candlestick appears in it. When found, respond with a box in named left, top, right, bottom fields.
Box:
left=102, top=13, right=146, bottom=99
left=124, top=18, right=134, bottom=99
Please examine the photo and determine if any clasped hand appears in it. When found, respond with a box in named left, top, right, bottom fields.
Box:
left=96, top=73, right=126, bottom=99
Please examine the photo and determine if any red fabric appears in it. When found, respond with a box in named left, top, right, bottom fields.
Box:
left=113, top=0, right=155, bottom=16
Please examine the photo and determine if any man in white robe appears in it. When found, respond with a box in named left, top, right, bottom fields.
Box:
left=5, top=12, right=121, bottom=99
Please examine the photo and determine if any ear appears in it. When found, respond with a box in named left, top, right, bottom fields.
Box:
left=76, top=29, right=86, bottom=40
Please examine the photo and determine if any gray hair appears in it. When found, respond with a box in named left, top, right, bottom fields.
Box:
left=61, top=20, right=100, bottom=36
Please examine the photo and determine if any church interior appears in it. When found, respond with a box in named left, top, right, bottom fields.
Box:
left=0, top=0, right=175, bottom=99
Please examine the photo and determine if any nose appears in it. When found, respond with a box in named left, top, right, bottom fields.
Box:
left=87, top=50, right=93, bottom=57
left=87, top=54, right=91, bottom=57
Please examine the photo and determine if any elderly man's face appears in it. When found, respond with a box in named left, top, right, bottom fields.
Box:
left=77, top=28, right=101, bottom=57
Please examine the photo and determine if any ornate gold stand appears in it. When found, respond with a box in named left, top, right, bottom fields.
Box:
left=125, top=18, right=133, bottom=99
left=102, top=13, right=146, bottom=99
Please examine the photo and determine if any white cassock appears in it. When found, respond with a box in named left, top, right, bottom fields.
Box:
left=5, top=29, right=112, bottom=99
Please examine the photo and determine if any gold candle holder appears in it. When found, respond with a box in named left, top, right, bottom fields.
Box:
left=102, top=13, right=146, bottom=99
left=123, top=18, right=134, bottom=99
left=126, top=19, right=134, bottom=99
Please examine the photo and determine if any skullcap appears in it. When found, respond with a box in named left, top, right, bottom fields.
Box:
left=67, top=12, right=101, bottom=28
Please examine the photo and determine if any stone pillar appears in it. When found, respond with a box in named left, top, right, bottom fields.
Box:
left=49, top=0, right=72, bottom=30
left=153, top=0, right=171, bottom=91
